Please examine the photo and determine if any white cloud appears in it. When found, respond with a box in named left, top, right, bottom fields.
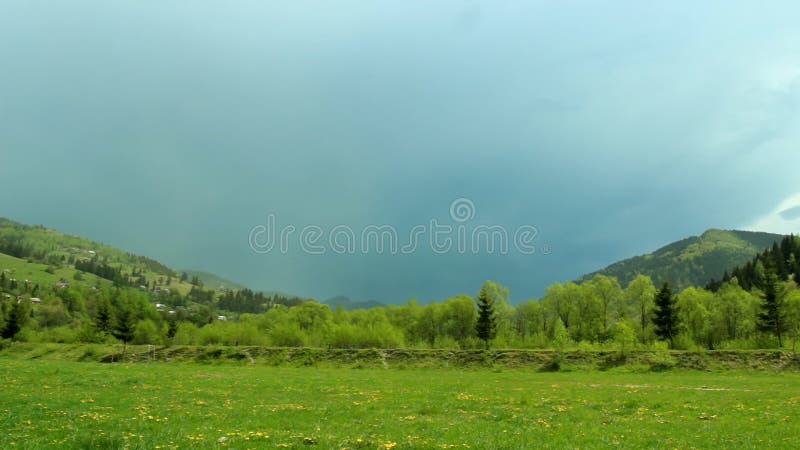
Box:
left=745, top=192, right=800, bottom=234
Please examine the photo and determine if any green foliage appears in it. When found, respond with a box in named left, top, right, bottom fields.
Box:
left=171, top=322, right=200, bottom=345
left=653, top=282, right=679, bottom=348
left=1, top=216, right=798, bottom=352
left=113, top=304, right=137, bottom=346
left=552, top=317, right=571, bottom=353
left=580, top=229, right=783, bottom=290
left=1, top=299, right=30, bottom=340
left=475, top=284, right=497, bottom=348
left=757, top=265, right=786, bottom=346
left=613, top=321, right=636, bottom=354
left=625, top=274, right=656, bottom=344
left=132, top=319, right=163, bottom=345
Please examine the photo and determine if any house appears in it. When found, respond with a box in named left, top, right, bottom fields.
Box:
left=55, top=280, right=69, bottom=288
left=168, top=310, right=176, bottom=315
left=87, top=250, right=96, bottom=255
left=30, top=297, right=41, bottom=304
left=155, top=303, right=167, bottom=310
left=217, top=315, right=227, bottom=321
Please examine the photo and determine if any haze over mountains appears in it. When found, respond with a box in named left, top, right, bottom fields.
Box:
left=0, top=217, right=785, bottom=306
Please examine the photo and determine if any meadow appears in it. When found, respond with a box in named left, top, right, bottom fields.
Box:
left=1, top=356, right=799, bottom=449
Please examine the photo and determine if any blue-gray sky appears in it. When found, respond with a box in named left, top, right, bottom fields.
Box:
left=2, top=2, right=800, bottom=303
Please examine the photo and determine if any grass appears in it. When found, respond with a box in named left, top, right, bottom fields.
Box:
left=1, top=357, right=799, bottom=449
left=0, top=253, right=107, bottom=289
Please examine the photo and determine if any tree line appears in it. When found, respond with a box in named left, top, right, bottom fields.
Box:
left=4, top=272, right=800, bottom=351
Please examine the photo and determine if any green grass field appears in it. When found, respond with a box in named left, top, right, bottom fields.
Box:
left=1, top=358, right=799, bottom=449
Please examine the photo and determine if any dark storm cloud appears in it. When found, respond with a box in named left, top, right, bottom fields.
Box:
left=2, top=1, right=800, bottom=302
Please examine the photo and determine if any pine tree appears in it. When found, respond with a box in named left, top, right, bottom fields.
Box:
left=475, top=286, right=497, bottom=349
left=113, top=304, right=137, bottom=353
left=94, top=297, right=114, bottom=334
left=757, top=265, right=785, bottom=347
left=652, top=281, right=679, bottom=348
left=1, top=299, right=30, bottom=340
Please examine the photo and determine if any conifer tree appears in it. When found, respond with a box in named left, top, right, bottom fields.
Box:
left=94, top=297, right=114, bottom=334
left=113, top=304, right=137, bottom=353
left=1, top=299, right=30, bottom=340
left=757, top=265, right=785, bottom=347
left=653, top=281, right=679, bottom=348
left=475, top=286, right=497, bottom=349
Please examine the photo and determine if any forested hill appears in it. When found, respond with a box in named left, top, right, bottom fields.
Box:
left=706, top=234, right=800, bottom=292
left=578, top=229, right=784, bottom=290
left=0, top=217, right=302, bottom=316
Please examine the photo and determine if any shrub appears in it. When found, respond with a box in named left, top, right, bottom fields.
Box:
left=269, top=322, right=307, bottom=347
left=132, top=319, right=163, bottom=345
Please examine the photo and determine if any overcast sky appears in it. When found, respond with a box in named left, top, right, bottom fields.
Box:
left=2, top=2, right=800, bottom=303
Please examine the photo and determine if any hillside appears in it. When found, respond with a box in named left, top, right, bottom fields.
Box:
left=0, top=217, right=193, bottom=294
left=181, top=270, right=249, bottom=291
left=578, top=229, right=784, bottom=290
left=0, top=217, right=301, bottom=320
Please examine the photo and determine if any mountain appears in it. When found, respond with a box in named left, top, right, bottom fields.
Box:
left=0, top=217, right=301, bottom=313
left=0, top=217, right=193, bottom=292
left=706, top=234, right=800, bottom=292
left=323, top=295, right=385, bottom=311
left=578, top=229, right=785, bottom=290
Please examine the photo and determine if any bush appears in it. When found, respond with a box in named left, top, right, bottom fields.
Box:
left=132, top=319, right=163, bottom=345
left=671, top=334, right=700, bottom=351
left=76, top=323, right=108, bottom=343
left=539, top=353, right=562, bottom=372
left=647, top=352, right=677, bottom=372
left=171, top=322, right=199, bottom=345
left=269, top=322, right=307, bottom=347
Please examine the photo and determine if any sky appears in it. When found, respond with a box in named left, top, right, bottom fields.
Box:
left=2, top=1, right=800, bottom=303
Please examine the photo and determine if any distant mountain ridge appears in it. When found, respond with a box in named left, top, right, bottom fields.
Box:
left=578, top=229, right=785, bottom=290
left=323, top=295, right=385, bottom=310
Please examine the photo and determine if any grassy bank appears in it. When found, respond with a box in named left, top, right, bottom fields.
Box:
left=2, top=342, right=799, bottom=371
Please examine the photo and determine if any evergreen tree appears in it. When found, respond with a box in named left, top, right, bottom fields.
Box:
left=757, top=265, right=785, bottom=347
left=113, top=304, right=137, bottom=352
left=167, top=318, right=179, bottom=339
left=1, top=299, right=30, bottom=340
left=475, top=286, right=497, bottom=349
left=652, top=281, right=679, bottom=348
left=94, top=297, right=114, bottom=334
